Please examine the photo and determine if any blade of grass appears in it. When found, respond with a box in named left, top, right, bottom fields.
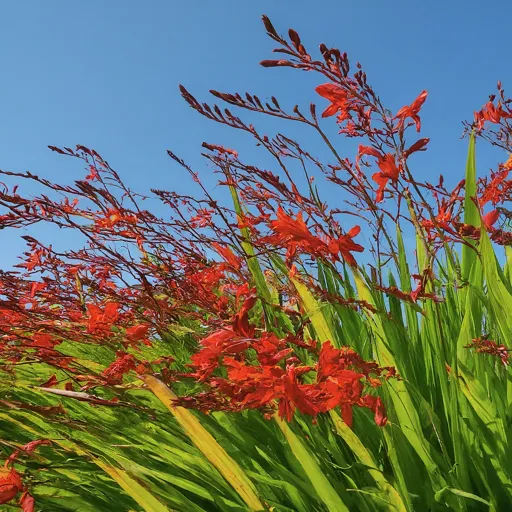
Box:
left=274, top=414, right=350, bottom=512
left=329, top=410, right=409, bottom=512
left=140, top=375, right=265, bottom=511
left=461, top=132, right=479, bottom=282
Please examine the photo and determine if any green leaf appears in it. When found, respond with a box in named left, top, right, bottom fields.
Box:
left=140, top=375, right=265, bottom=511
left=461, top=132, right=479, bottom=282
left=434, top=487, right=490, bottom=506
left=329, top=411, right=409, bottom=511
left=274, top=414, right=350, bottom=512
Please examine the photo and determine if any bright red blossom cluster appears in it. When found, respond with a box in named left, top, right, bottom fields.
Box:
left=465, top=336, right=510, bottom=366
left=394, top=90, right=428, bottom=132
left=357, top=145, right=401, bottom=203
left=181, top=334, right=392, bottom=427
left=266, top=207, right=364, bottom=265
left=178, top=292, right=395, bottom=427
left=474, top=97, right=512, bottom=130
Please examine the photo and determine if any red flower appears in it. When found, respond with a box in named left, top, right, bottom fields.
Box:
left=85, top=165, right=100, bottom=181
left=474, top=101, right=512, bottom=130
left=394, top=90, right=428, bottom=132
left=94, top=209, right=138, bottom=230
left=268, top=207, right=363, bottom=265
left=357, top=145, right=381, bottom=160
left=6, top=440, right=53, bottom=467
left=0, top=465, right=23, bottom=504
left=327, top=226, right=364, bottom=266
left=190, top=208, right=214, bottom=228
left=314, top=342, right=391, bottom=427
left=190, top=329, right=248, bottom=380
left=404, top=138, right=430, bottom=158
left=253, top=334, right=293, bottom=365
left=20, top=491, right=35, bottom=512
left=183, top=338, right=392, bottom=428
left=102, top=351, right=137, bottom=384
left=465, top=336, right=509, bottom=366
left=359, top=146, right=400, bottom=202
left=20, top=247, right=46, bottom=271
left=279, top=368, right=320, bottom=421
left=479, top=168, right=511, bottom=207
left=126, top=324, right=150, bottom=343
left=482, top=210, right=499, bottom=231
left=40, top=374, right=58, bottom=388
left=212, top=242, right=242, bottom=270
left=375, top=285, right=414, bottom=303
left=232, top=292, right=258, bottom=338
left=376, top=153, right=400, bottom=182
left=358, top=395, right=387, bottom=427
left=269, top=207, right=321, bottom=244
left=29, top=281, right=45, bottom=298
left=86, top=302, right=120, bottom=335
left=314, top=369, right=365, bottom=426
left=268, top=207, right=327, bottom=259
left=315, top=83, right=351, bottom=119
left=0, top=440, right=48, bottom=509
left=317, top=340, right=342, bottom=381
left=32, top=333, right=59, bottom=349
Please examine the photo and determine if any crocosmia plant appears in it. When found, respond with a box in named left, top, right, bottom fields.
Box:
left=0, top=15, right=511, bottom=512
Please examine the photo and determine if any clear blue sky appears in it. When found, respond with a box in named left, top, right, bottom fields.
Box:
left=1, top=0, right=511, bottom=267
